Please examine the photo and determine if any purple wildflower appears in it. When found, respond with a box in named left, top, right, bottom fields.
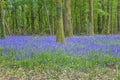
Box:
left=0, top=35, right=120, bottom=58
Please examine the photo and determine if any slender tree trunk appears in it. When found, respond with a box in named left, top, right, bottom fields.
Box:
left=110, top=1, right=113, bottom=34
left=118, top=0, right=120, bottom=32
left=49, top=0, right=55, bottom=35
left=56, top=0, right=64, bottom=42
left=5, top=20, right=10, bottom=35
left=26, top=16, right=30, bottom=32
left=82, top=0, right=88, bottom=34
left=89, top=0, right=94, bottom=35
left=73, top=0, right=78, bottom=34
left=38, top=8, right=42, bottom=33
left=107, top=0, right=111, bottom=34
left=113, top=12, right=117, bottom=33
left=11, top=6, right=15, bottom=34
left=79, top=6, right=82, bottom=33
left=14, top=6, right=18, bottom=34
left=25, top=7, right=30, bottom=34
left=52, top=17, right=55, bottom=35
left=0, top=0, right=6, bottom=38
left=97, top=0, right=102, bottom=33
left=37, top=2, right=42, bottom=33
left=64, top=0, right=73, bottom=37
left=30, top=2, right=35, bottom=33
left=21, top=5, right=24, bottom=29
left=101, top=0, right=106, bottom=33
left=98, top=14, right=101, bottom=33
left=44, top=0, right=52, bottom=35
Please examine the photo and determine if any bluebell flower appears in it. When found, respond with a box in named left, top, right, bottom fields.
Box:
left=0, top=35, right=120, bottom=58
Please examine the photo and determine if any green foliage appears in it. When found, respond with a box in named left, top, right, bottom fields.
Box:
left=0, top=48, right=120, bottom=70
left=0, top=48, right=120, bottom=79
left=0, top=0, right=119, bottom=36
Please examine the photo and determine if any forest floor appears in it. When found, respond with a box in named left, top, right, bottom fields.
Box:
left=0, top=35, right=120, bottom=80
left=0, top=66, right=119, bottom=80
left=0, top=53, right=120, bottom=80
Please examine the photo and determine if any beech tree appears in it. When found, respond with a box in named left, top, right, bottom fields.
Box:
left=56, top=0, right=64, bottom=42
left=0, top=0, right=119, bottom=37
left=107, top=0, right=111, bottom=34
left=89, top=0, right=94, bottom=35
left=64, top=0, right=73, bottom=37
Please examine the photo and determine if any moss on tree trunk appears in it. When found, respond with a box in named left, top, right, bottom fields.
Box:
left=56, top=0, right=64, bottom=43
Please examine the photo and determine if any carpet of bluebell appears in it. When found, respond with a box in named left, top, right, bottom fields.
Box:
left=0, top=35, right=120, bottom=58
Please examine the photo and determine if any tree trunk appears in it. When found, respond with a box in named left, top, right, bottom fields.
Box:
left=107, top=0, right=111, bottom=34
left=14, top=6, right=18, bottom=34
left=37, top=1, right=42, bottom=33
left=11, top=6, right=15, bottom=34
left=0, top=0, right=6, bottom=38
left=30, top=2, right=35, bottom=33
left=21, top=5, right=24, bottom=29
left=101, top=0, right=106, bottom=34
left=64, top=0, right=73, bottom=37
left=89, top=0, right=94, bottom=35
left=44, top=0, right=52, bottom=35
left=56, top=0, right=64, bottom=43
left=110, top=1, right=113, bottom=34
left=73, top=0, right=78, bottom=34
left=118, top=0, right=120, bottom=32
left=98, top=14, right=101, bottom=33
